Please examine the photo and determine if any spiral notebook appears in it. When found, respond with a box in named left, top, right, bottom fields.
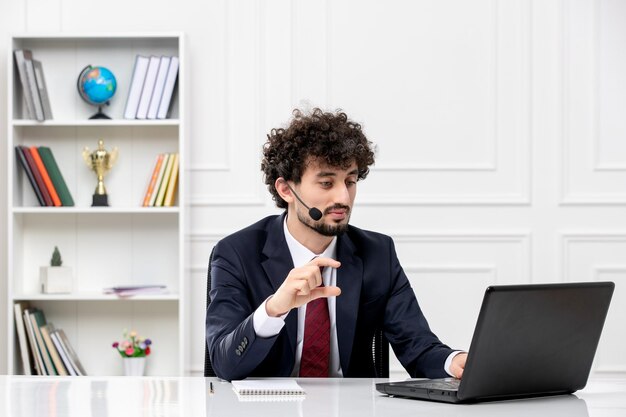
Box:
left=231, top=380, right=305, bottom=396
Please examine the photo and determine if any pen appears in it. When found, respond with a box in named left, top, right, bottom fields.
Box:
left=210, top=382, right=214, bottom=394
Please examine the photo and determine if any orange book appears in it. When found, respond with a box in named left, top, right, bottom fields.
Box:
left=142, top=154, right=165, bottom=206
left=29, top=147, right=61, bottom=206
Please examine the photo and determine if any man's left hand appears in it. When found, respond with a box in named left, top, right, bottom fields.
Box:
left=450, top=353, right=468, bottom=379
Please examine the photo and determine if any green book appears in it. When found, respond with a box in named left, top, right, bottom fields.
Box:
left=30, top=309, right=58, bottom=375
left=37, top=146, right=74, bottom=206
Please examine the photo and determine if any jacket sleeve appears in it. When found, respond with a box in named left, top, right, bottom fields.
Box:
left=383, top=238, right=454, bottom=378
left=205, top=240, right=281, bottom=381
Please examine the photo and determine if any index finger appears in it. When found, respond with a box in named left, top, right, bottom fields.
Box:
left=309, top=257, right=341, bottom=269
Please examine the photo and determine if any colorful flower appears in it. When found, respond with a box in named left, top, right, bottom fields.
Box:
left=112, top=330, right=153, bottom=358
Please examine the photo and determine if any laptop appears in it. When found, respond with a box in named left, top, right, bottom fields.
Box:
left=376, top=281, right=614, bottom=404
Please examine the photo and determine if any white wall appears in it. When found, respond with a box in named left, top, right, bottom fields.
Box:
left=1, top=0, right=625, bottom=377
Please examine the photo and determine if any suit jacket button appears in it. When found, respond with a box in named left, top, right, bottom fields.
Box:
left=236, top=350, right=241, bottom=356
left=243, top=337, right=248, bottom=345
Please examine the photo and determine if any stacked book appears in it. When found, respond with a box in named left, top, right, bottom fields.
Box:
left=103, top=285, right=168, bottom=297
left=14, top=49, right=53, bottom=121
left=124, top=55, right=179, bottom=119
left=15, top=146, right=74, bottom=207
left=142, top=153, right=179, bottom=207
left=13, top=302, right=87, bottom=376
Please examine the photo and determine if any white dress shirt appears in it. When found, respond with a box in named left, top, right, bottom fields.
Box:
left=252, top=217, right=461, bottom=377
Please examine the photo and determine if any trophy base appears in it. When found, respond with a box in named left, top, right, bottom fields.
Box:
left=92, top=194, right=109, bottom=207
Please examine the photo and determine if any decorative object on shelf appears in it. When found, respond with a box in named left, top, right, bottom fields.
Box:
left=112, top=329, right=152, bottom=376
left=77, top=65, right=117, bottom=119
left=40, top=246, right=73, bottom=294
left=82, top=139, right=118, bottom=206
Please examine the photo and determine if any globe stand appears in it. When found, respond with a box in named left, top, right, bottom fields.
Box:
left=89, top=105, right=111, bottom=120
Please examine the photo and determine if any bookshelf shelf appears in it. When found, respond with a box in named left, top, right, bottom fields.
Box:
left=12, top=119, right=180, bottom=127
left=12, top=293, right=180, bottom=301
left=6, top=33, right=186, bottom=377
left=12, top=207, right=181, bottom=214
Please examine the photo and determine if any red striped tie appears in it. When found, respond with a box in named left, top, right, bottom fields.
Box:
left=299, top=267, right=330, bottom=377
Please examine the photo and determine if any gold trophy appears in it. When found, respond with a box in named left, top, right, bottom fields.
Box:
left=82, top=139, right=118, bottom=206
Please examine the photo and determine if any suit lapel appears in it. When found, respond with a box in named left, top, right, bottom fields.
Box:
left=336, top=232, right=363, bottom=375
left=261, top=213, right=298, bottom=358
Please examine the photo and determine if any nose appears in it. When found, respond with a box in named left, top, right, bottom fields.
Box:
left=332, top=183, right=351, bottom=206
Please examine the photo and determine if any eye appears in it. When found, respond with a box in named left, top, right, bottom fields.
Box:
left=346, top=179, right=357, bottom=187
left=320, top=181, right=332, bottom=188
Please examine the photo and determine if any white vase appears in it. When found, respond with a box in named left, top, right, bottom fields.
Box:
left=123, top=357, right=146, bottom=376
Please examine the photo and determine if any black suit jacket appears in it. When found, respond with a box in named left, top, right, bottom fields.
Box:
left=206, top=214, right=453, bottom=381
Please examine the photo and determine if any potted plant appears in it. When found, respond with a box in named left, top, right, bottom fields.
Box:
left=40, top=246, right=73, bottom=293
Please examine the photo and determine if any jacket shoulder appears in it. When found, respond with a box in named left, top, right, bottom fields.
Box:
left=345, top=225, right=394, bottom=254
left=217, top=215, right=278, bottom=250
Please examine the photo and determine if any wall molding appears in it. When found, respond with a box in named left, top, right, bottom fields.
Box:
left=324, top=0, right=531, bottom=204
left=560, top=232, right=626, bottom=281
left=560, top=0, right=626, bottom=204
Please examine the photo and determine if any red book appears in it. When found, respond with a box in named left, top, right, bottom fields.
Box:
left=29, top=146, right=61, bottom=206
left=21, top=146, right=53, bottom=206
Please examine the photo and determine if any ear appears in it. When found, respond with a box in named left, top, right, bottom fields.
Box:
left=275, top=177, right=295, bottom=204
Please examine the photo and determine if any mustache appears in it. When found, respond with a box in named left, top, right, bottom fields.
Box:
left=323, top=204, right=351, bottom=215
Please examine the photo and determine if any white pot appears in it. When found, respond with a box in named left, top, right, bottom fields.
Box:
left=40, top=266, right=73, bottom=293
left=123, top=357, right=146, bottom=376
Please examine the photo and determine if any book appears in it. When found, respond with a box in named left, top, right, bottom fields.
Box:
left=29, top=146, right=61, bottom=206
left=55, top=329, right=87, bottom=376
left=136, top=55, right=161, bottom=119
left=157, top=56, right=179, bottom=119
left=149, top=153, right=170, bottom=206
left=32, top=60, right=53, bottom=119
left=13, top=50, right=37, bottom=119
left=231, top=380, right=306, bottom=396
left=22, top=55, right=45, bottom=121
left=163, top=153, right=179, bottom=206
left=103, top=285, right=168, bottom=297
left=22, top=308, right=44, bottom=375
left=50, top=331, right=77, bottom=376
left=147, top=56, right=171, bottom=119
left=13, top=302, right=33, bottom=375
left=40, top=324, right=68, bottom=376
left=142, top=154, right=165, bottom=206
left=155, top=153, right=175, bottom=206
left=30, top=309, right=58, bottom=375
left=15, top=146, right=45, bottom=206
left=37, top=146, right=74, bottom=206
left=21, top=146, right=53, bottom=206
left=124, top=55, right=150, bottom=119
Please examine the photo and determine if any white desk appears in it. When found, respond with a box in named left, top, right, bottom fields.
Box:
left=1, top=376, right=625, bottom=417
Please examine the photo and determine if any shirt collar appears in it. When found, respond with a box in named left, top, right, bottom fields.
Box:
left=283, top=216, right=337, bottom=267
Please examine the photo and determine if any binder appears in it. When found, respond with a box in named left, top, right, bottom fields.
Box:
left=33, top=60, right=53, bottom=120
left=13, top=50, right=37, bottom=119
left=124, top=55, right=150, bottom=119
left=135, top=56, right=160, bottom=119
left=157, top=56, right=179, bottom=119
left=147, top=56, right=171, bottom=119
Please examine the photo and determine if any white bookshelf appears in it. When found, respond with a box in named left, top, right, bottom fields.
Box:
left=5, top=33, right=186, bottom=376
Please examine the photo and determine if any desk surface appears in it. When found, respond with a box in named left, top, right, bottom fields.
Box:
left=2, top=376, right=626, bottom=417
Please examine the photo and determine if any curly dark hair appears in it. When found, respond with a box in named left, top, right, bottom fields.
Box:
left=261, top=108, right=376, bottom=209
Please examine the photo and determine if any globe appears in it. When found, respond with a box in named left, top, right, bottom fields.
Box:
left=77, top=65, right=117, bottom=119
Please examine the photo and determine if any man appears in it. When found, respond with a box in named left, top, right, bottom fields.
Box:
left=206, top=108, right=467, bottom=381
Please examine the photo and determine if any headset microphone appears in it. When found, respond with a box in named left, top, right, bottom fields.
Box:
left=284, top=182, right=323, bottom=221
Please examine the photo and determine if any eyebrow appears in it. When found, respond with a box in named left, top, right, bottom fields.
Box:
left=316, top=169, right=359, bottom=178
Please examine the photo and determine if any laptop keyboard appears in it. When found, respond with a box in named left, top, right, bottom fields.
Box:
left=405, top=379, right=460, bottom=391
